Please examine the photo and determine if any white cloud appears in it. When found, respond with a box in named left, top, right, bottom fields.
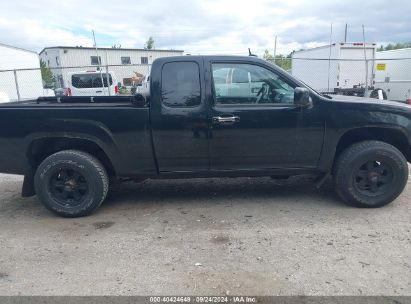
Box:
left=0, top=0, right=410, bottom=57
left=0, top=18, right=93, bottom=51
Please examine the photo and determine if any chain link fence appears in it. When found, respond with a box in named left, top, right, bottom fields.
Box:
left=1, top=57, right=410, bottom=103
left=287, top=57, right=411, bottom=102
left=0, top=67, right=46, bottom=101
left=0, top=63, right=152, bottom=101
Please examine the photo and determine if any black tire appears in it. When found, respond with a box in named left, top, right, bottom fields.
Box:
left=34, top=150, right=109, bottom=217
left=333, top=140, right=408, bottom=208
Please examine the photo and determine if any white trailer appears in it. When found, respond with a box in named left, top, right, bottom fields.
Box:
left=291, top=43, right=377, bottom=97
left=0, top=43, right=53, bottom=101
left=374, top=48, right=411, bottom=103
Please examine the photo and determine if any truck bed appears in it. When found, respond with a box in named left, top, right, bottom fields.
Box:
left=0, top=96, right=156, bottom=176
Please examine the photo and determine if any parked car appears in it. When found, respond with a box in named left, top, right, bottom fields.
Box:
left=136, top=74, right=150, bottom=95
left=54, top=87, right=71, bottom=97
left=67, top=70, right=119, bottom=96
left=0, top=55, right=410, bottom=217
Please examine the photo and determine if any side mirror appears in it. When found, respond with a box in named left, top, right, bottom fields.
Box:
left=132, top=93, right=147, bottom=107
left=294, top=87, right=312, bottom=108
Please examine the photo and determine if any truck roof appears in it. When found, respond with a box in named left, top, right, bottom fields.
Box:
left=152, top=55, right=268, bottom=64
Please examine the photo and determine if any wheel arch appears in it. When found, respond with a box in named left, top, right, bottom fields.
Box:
left=26, top=137, right=116, bottom=177
left=333, top=127, right=411, bottom=168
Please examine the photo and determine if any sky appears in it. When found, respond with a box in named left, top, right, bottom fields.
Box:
left=0, top=0, right=410, bottom=57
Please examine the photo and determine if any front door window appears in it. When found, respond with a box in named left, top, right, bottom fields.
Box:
left=212, top=63, right=295, bottom=105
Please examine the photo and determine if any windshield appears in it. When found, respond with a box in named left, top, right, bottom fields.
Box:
left=292, top=76, right=332, bottom=99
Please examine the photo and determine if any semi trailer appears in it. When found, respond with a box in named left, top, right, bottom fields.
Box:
left=291, top=42, right=378, bottom=97
left=375, top=48, right=411, bottom=104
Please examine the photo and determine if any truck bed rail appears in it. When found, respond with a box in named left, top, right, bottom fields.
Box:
left=36, top=96, right=135, bottom=104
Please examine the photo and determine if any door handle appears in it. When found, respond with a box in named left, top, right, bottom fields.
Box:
left=212, top=115, right=240, bottom=125
left=96, top=90, right=103, bottom=93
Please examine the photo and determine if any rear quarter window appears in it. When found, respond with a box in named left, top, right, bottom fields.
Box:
left=161, top=62, right=201, bottom=107
left=72, top=74, right=93, bottom=88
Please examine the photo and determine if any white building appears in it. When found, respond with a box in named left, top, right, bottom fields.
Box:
left=39, top=46, right=184, bottom=88
left=0, top=43, right=45, bottom=101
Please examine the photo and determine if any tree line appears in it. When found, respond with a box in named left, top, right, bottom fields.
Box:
left=377, top=42, right=411, bottom=51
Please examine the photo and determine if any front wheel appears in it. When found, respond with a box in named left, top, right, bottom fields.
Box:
left=333, top=140, right=408, bottom=208
left=34, top=150, right=109, bottom=217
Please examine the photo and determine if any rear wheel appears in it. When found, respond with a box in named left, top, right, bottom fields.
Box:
left=333, top=140, right=408, bottom=208
left=34, top=150, right=109, bottom=217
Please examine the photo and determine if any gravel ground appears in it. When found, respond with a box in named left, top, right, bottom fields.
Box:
left=0, top=172, right=410, bottom=296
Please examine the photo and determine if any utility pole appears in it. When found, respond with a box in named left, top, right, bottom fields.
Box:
left=344, top=23, right=348, bottom=42
left=92, top=30, right=107, bottom=96
left=274, top=35, right=277, bottom=65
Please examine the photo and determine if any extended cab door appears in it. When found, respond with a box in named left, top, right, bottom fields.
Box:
left=208, top=60, right=324, bottom=170
left=150, top=58, right=209, bottom=172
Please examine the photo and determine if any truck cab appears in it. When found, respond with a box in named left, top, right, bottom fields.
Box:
left=149, top=56, right=323, bottom=172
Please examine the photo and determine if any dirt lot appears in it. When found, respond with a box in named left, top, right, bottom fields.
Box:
left=0, top=172, right=410, bottom=296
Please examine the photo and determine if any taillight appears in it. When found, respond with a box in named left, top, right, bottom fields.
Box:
left=406, top=99, right=411, bottom=105
left=115, top=86, right=119, bottom=94
left=66, top=88, right=72, bottom=96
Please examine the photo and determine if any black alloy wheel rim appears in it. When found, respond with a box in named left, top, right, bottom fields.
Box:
left=49, top=168, right=89, bottom=207
left=353, top=160, right=394, bottom=196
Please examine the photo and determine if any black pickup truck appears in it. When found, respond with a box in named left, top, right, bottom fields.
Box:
left=0, top=55, right=410, bottom=217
